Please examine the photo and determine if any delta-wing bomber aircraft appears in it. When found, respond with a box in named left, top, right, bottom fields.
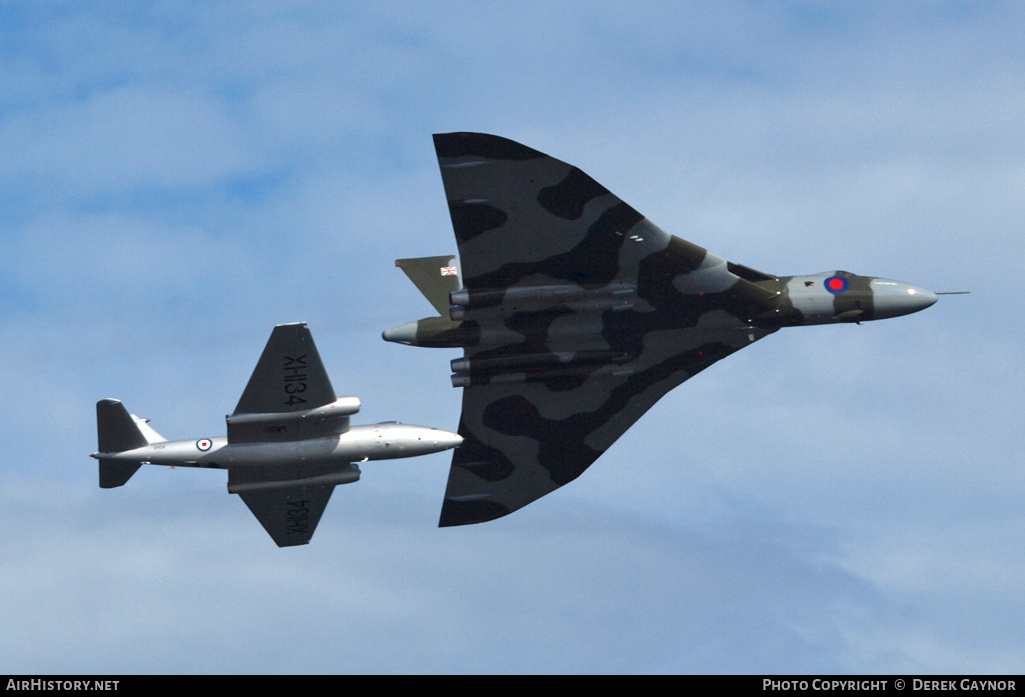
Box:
left=384, top=132, right=947, bottom=528
left=93, top=323, right=462, bottom=546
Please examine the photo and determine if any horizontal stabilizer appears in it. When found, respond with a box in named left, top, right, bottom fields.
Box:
left=98, top=458, right=143, bottom=489
left=96, top=399, right=148, bottom=453
left=95, top=400, right=161, bottom=488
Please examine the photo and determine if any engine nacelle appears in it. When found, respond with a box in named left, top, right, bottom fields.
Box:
left=227, top=464, right=361, bottom=493
left=303, top=396, right=361, bottom=419
left=451, top=362, right=635, bottom=388
left=449, top=283, right=636, bottom=320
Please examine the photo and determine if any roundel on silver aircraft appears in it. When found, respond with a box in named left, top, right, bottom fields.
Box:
left=825, top=276, right=849, bottom=295
left=196, top=438, right=213, bottom=451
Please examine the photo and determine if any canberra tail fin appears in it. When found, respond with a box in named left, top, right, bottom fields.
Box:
left=395, top=256, right=462, bottom=316
left=95, top=399, right=156, bottom=488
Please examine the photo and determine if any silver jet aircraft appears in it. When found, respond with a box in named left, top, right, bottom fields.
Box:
left=93, top=322, right=463, bottom=546
left=384, top=132, right=944, bottom=528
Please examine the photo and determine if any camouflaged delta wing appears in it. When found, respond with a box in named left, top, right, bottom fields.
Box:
left=433, top=133, right=782, bottom=527
left=386, top=132, right=938, bottom=527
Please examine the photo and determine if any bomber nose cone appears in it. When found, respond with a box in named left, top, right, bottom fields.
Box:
left=909, top=286, right=938, bottom=311
left=870, top=279, right=938, bottom=319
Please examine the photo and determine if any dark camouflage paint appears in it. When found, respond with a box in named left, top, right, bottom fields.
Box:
left=390, top=133, right=936, bottom=526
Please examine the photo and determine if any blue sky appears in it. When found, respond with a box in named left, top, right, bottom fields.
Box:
left=1, top=2, right=1023, bottom=674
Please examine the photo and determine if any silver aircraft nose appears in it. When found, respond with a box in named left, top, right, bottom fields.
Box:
left=870, top=279, right=938, bottom=319
left=436, top=430, right=464, bottom=449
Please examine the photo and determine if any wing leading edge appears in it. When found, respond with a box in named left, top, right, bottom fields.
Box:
left=431, top=133, right=782, bottom=526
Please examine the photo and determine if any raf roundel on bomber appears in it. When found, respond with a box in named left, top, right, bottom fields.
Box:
left=384, top=132, right=951, bottom=528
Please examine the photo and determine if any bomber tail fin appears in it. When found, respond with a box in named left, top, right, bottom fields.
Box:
left=395, top=255, right=462, bottom=316
left=95, top=399, right=163, bottom=488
